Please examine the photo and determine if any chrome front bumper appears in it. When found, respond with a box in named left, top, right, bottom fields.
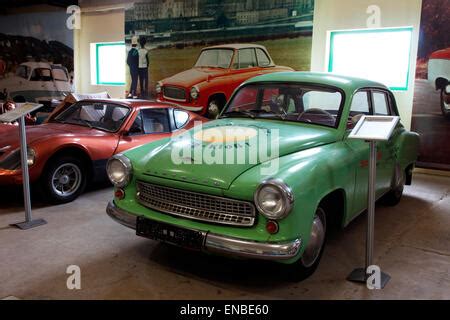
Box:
left=106, top=201, right=301, bottom=261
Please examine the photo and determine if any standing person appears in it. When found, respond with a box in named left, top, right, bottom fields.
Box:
left=138, top=37, right=149, bottom=99
left=126, top=36, right=139, bottom=99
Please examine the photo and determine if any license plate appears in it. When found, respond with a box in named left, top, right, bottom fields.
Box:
left=136, top=217, right=205, bottom=250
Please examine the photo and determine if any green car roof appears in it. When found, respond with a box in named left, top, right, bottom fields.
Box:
left=244, top=71, right=388, bottom=92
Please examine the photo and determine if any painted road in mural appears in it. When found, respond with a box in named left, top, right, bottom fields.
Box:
left=412, top=79, right=450, bottom=169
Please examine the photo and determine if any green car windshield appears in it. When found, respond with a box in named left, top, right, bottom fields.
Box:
left=222, top=83, right=344, bottom=128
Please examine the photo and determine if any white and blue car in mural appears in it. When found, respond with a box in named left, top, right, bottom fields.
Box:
left=1, top=61, right=72, bottom=104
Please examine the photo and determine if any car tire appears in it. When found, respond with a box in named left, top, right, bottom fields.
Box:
left=206, top=99, right=224, bottom=119
left=41, top=155, right=87, bottom=204
left=382, top=165, right=405, bottom=206
left=440, top=87, right=450, bottom=119
left=284, top=207, right=327, bottom=282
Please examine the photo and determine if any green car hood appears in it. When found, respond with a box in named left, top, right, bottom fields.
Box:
left=134, top=119, right=337, bottom=190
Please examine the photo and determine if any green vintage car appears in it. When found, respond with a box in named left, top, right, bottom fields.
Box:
left=105, top=72, right=419, bottom=280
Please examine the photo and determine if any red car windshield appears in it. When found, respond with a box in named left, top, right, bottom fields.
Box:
left=195, top=49, right=233, bottom=68
left=222, top=84, right=344, bottom=128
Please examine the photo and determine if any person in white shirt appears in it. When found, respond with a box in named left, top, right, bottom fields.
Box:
left=138, top=37, right=149, bottom=98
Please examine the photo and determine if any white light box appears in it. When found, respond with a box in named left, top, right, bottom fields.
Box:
left=328, top=27, right=413, bottom=91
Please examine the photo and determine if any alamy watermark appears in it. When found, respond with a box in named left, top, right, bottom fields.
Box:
left=66, top=5, right=81, bottom=30
left=66, top=265, right=81, bottom=290
left=170, top=122, right=280, bottom=176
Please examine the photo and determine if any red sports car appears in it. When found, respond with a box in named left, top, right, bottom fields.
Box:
left=0, top=99, right=206, bottom=203
left=156, top=44, right=294, bottom=118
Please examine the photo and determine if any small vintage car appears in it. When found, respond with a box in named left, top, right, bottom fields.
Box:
left=0, top=99, right=206, bottom=203
left=156, top=44, right=293, bottom=118
left=1, top=62, right=72, bottom=104
left=428, top=48, right=450, bottom=118
left=106, top=72, right=419, bottom=280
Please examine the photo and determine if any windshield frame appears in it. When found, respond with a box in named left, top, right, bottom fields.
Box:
left=194, top=48, right=234, bottom=69
left=53, top=101, right=132, bottom=133
left=220, top=82, right=347, bottom=129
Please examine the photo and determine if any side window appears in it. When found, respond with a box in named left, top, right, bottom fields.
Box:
left=141, top=108, right=170, bottom=133
left=173, top=109, right=189, bottom=129
left=30, top=68, right=53, bottom=81
left=350, top=91, right=370, bottom=114
left=372, top=91, right=390, bottom=115
left=348, top=91, right=370, bottom=129
left=238, top=49, right=257, bottom=69
left=255, top=48, right=271, bottom=67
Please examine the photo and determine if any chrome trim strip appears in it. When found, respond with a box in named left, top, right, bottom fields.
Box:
left=106, top=201, right=301, bottom=260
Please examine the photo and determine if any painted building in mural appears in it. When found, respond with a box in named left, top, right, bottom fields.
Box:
left=126, top=0, right=314, bottom=38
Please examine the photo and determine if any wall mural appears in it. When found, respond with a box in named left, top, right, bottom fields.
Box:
left=412, top=0, right=450, bottom=171
left=125, top=0, right=314, bottom=117
left=0, top=10, right=74, bottom=122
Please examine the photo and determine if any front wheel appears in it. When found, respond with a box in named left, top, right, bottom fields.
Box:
left=441, top=87, right=450, bottom=118
left=41, top=156, right=87, bottom=204
left=284, top=207, right=327, bottom=282
left=206, top=99, right=224, bottom=119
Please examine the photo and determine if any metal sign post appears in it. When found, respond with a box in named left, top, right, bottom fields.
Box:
left=346, top=116, right=400, bottom=289
left=0, top=103, right=47, bottom=230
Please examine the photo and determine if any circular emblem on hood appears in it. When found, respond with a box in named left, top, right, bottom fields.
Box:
left=194, top=126, right=257, bottom=143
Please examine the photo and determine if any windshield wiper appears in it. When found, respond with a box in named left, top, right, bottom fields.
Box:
left=221, top=110, right=256, bottom=119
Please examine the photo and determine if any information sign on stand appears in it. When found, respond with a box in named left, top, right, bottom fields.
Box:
left=0, top=103, right=47, bottom=229
left=347, top=115, right=400, bottom=289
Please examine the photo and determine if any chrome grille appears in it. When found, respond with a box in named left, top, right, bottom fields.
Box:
left=136, top=181, right=256, bottom=227
left=163, top=86, right=186, bottom=101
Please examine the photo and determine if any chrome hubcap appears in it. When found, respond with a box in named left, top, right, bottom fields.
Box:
left=51, top=163, right=82, bottom=197
left=301, top=208, right=326, bottom=268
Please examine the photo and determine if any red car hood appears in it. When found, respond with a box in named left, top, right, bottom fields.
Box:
left=162, top=67, right=227, bottom=87
left=0, top=123, right=109, bottom=151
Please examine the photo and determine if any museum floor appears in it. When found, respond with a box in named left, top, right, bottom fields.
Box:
left=0, top=173, right=449, bottom=300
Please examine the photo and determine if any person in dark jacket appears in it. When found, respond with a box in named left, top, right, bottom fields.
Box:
left=126, top=36, right=139, bottom=99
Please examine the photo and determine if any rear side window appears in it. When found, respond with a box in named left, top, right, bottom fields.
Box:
left=256, top=48, right=271, bottom=67
left=372, top=91, right=390, bottom=115
left=173, top=109, right=189, bottom=129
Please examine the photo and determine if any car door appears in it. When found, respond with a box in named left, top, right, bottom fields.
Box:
left=231, top=48, right=261, bottom=84
left=344, top=90, right=372, bottom=217
left=115, top=107, right=173, bottom=154
left=370, top=89, right=398, bottom=195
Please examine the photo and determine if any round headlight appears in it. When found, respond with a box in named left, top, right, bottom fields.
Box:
left=106, top=154, right=132, bottom=188
left=254, top=179, right=294, bottom=220
left=156, top=82, right=162, bottom=94
left=190, top=86, right=199, bottom=100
